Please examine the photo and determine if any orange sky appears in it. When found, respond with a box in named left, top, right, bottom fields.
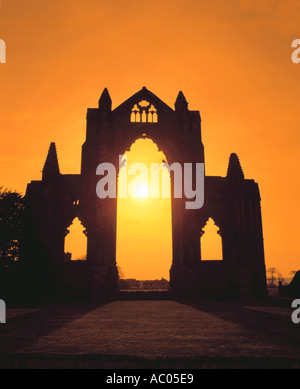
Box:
left=0, top=0, right=300, bottom=278
left=116, top=139, right=173, bottom=280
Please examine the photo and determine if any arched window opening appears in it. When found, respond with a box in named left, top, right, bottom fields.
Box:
left=64, top=217, right=87, bottom=261
left=200, top=218, right=223, bottom=261
left=117, top=138, right=171, bottom=290
left=130, top=101, right=158, bottom=123
left=131, top=104, right=140, bottom=122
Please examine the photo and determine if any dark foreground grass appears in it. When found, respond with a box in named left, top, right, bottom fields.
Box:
left=0, top=299, right=299, bottom=369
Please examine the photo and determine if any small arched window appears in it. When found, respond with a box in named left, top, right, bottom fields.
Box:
left=64, top=217, right=87, bottom=261
left=200, top=218, right=223, bottom=261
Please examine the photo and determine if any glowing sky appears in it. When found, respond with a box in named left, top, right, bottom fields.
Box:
left=0, top=0, right=300, bottom=277
left=116, top=139, right=172, bottom=280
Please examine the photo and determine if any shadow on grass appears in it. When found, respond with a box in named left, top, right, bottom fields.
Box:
left=0, top=300, right=110, bottom=354
left=179, top=299, right=300, bottom=361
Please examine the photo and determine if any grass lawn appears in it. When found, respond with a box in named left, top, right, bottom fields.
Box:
left=0, top=298, right=299, bottom=368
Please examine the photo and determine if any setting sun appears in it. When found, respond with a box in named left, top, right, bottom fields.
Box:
left=134, top=182, right=150, bottom=199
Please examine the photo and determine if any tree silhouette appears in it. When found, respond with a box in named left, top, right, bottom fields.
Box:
left=266, top=267, right=284, bottom=287
left=0, top=188, right=25, bottom=265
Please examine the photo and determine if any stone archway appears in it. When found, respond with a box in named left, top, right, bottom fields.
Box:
left=80, top=87, right=205, bottom=298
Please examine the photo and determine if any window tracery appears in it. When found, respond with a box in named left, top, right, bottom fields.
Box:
left=130, top=100, right=158, bottom=123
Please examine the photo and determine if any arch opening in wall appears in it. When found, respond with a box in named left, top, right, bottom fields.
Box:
left=116, top=137, right=172, bottom=291
left=200, top=218, right=223, bottom=261
left=64, top=217, right=87, bottom=261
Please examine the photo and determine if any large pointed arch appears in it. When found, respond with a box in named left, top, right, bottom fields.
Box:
left=116, top=137, right=172, bottom=284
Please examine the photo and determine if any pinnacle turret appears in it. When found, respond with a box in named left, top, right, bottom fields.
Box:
left=42, top=142, right=60, bottom=180
left=226, top=153, right=244, bottom=181
left=175, top=91, right=188, bottom=112
left=98, top=88, right=112, bottom=112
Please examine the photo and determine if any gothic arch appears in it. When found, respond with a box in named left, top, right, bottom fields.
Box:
left=115, top=124, right=177, bottom=164
left=200, top=217, right=223, bottom=261
left=64, top=216, right=88, bottom=238
left=200, top=216, right=222, bottom=237
left=63, top=216, right=88, bottom=264
left=199, top=214, right=224, bottom=236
